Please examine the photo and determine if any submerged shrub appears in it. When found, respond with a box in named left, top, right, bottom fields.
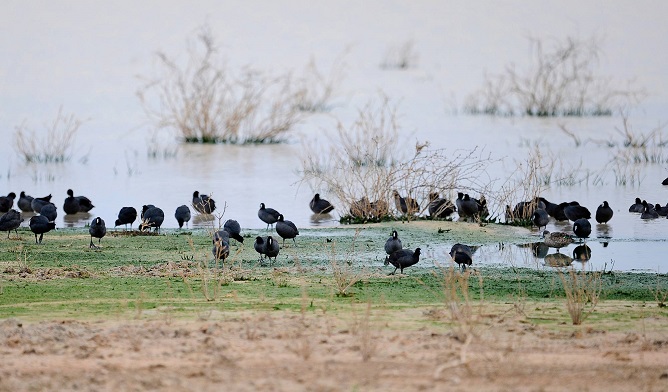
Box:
left=13, top=106, right=83, bottom=164
left=464, top=35, right=644, bottom=117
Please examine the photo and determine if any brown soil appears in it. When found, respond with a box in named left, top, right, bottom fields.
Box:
left=1, top=305, right=666, bottom=392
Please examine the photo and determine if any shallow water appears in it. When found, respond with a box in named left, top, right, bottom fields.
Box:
left=1, top=1, right=667, bottom=272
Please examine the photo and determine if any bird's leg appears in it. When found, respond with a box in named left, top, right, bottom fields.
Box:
left=34, top=233, right=38, bottom=244
left=39, top=233, right=44, bottom=244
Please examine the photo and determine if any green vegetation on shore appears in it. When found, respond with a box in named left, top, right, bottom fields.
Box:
left=0, top=224, right=666, bottom=325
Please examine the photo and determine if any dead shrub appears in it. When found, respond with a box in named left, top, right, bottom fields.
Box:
left=13, top=106, right=84, bottom=163
left=557, top=265, right=603, bottom=325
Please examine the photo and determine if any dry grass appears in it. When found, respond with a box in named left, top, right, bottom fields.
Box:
left=13, top=106, right=84, bottom=163
left=300, top=96, right=495, bottom=221
left=464, top=35, right=644, bottom=117
left=380, top=39, right=418, bottom=69
left=293, top=51, right=347, bottom=112
left=557, top=265, right=603, bottom=325
left=328, top=229, right=367, bottom=297
left=137, top=25, right=303, bottom=144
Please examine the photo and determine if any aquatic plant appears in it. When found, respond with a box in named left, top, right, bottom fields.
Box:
left=464, top=35, right=644, bottom=117
left=13, top=106, right=84, bottom=164
left=380, top=39, right=418, bottom=70
left=137, top=25, right=303, bottom=144
left=300, top=96, right=495, bottom=222
left=293, top=51, right=347, bottom=112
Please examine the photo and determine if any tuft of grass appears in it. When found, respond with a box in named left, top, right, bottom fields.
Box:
left=464, top=35, right=644, bottom=117
left=13, top=106, right=84, bottom=164
left=557, top=265, right=603, bottom=325
left=380, top=39, right=418, bottom=70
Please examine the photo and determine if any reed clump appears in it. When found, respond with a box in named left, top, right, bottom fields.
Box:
left=557, top=265, right=603, bottom=325
left=13, top=106, right=84, bottom=164
left=464, top=35, right=644, bottom=117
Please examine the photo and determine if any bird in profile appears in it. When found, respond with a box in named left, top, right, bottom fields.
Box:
left=428, top=192, right=455, bottom=219
left=310, top=193, right=334, bottom=214
left=542, top=230, right=573, bottom=252
left=392, top=190, right=419, bottom=215
left=0, top=192, right=16, bottom=213
left=223, top=219, right=244, bottom=243
left=654, top=203, right=668, bottom=217
left=174, top=205, right=191, bottom=229
left=89, top=217, right=106, bottom=249
left=192, top=191, right=216, bottom=214
left=0, top=209, right=23, bottom=238
left=384, top=230, right=402, bottom=256
left=31, top=194, right=53, bottom=214
left=63, top=189, right=94, bottom=215
left=384, top=247, right=421, bottom=275
left=511, top=198, right=546, bottom=220
left=572, top=218, right=592, bottom=241
left=449, top=243, right=473, bottom=271
left=628, top=197, right=644, bottom=213
left=139, top=205, right=164, bottom=233
left=29, top=215, right=55, bottom=244
left=276, top=214, right=299, bottom=246
left=40, top=204, right=57, bottom=222
left=258, top=202, right=281, bottom=229
left=595, top=201, right=613, bottom=224
left=17, top=191, right=34, bottom=213
left=532, top=208, right=549, bottom=232
left=115, top=207, right=137, bottom=229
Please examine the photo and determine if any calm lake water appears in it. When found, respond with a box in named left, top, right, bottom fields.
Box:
left=1, top=1, right=667, bottom=272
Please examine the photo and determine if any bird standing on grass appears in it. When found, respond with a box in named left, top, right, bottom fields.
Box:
left=384, top=230, right=402, bottom=256
left=89, top=217, right=106, bottom=248
left=276, top=214, right=299, bottom=246
left=223, top=219, right=244, bottom=243
left=258, top=203, right=281, bottom=229
left=29, top=215, right=55, bottom=244
left=310, top=193, right=334, bottom=214
left=192, top=191, right=216, bottom=214
left=428, top=192, right=455, bottom=219
left=212, top=230, right=230, bottom=266
left=385, top=247, right=421, bottom=275
left=139, top=205, right=164, bottom=233
left=393, top=190, right=419, bottom=215
left=449, top=243, right=473, bottom=271
left=40, top=203, right=57, bottom=222
left=115, top=207, right=137, bottom=229
left=0, top=209, right=23, bottom=238
left=264, top=236, right=280, bottom=264
left=174, top=205, right=191, bottom=229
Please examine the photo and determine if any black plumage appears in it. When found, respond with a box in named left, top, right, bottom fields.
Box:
left=89, top=217, right=106, bottom=248
left=40, top=204, right=57, bottom=222
left=258, top=202, right=281, bottom=229
left=0, top=192, right=16, bottom=213
left=449, top=243, right=473, bottom=271
left=174, top=205, right=191, bottom=229
left=254, top=236, right=266, bottom=261
left=31, top=194, right=53, bottom=214
left=192, top=191, right=216, bottom=214
left=532, top=208, right=549, bottom=231
left=458, top=194, right=479, bottom=220
left=17, top=191, right=34, bottom=212
left=139, top=205, right=164, bottom=232
left=212, top=230, right=229, bottom=265
left=29, top=215, right=55, bottom=244
left=595, top=201, right=613, bottom=224
left=310, top=193, right=334, bottom=214
left=0, top=209, right=23, bottom=238
left=628, top=197, right=644, bottom=213
left=384, top=230, right=402, bottom=255
left=115, top=207, right=137, bottom=229
left=264, top=236, right=280, bottom=264
left=384, top=247, right=421, bottom=274
left=572, top=218, right=592, bottom=240
left=563, top=202, right=591, bottom=221
left=223, top=219, right=244, bottom=243
left=276, top=214, right=299, bottom=246
left=640, top=202, right=659, bottom=220
left=63, top=189, right=94, bottom=214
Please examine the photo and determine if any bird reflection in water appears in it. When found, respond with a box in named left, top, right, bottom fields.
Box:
left=572, top=244, right=592, bottom=262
